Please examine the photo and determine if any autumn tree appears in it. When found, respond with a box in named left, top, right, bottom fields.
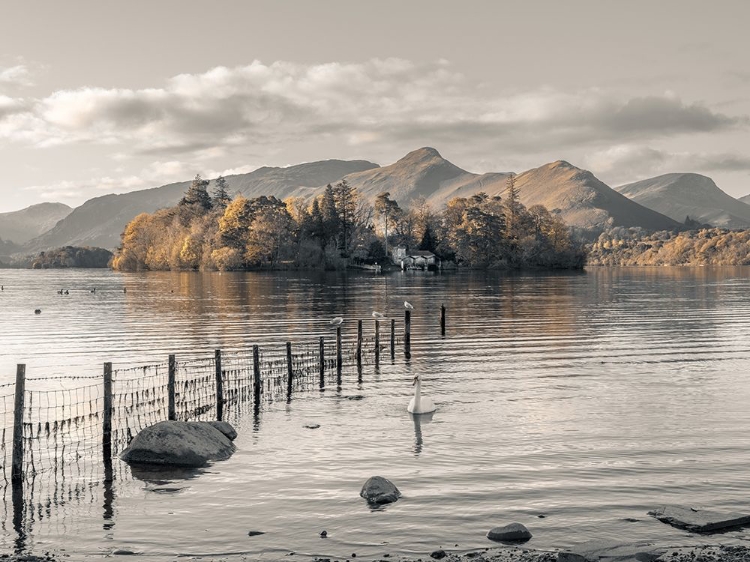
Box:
left=374, top=192, right=402, bottom=258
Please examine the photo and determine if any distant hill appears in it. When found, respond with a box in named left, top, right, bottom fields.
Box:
left=292, top=147, right=513, bottom=208
left=740, top=194, right=750, bottom=205
left=0, top=202, right=72, bottom=244
left=25, top=159, right=378, bottom=251
left=615, top=173, right=750, bottom=229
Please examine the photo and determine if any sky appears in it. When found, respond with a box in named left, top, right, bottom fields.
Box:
left=1, top=0, right=750, bottom=212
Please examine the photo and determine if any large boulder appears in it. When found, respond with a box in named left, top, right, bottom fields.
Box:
left=487, top=522, right=532, bottom=542
left=360, top=476, right=401, bottom=504
left=120, top=420, right=236, bottom=467
left=201, top=420, right=238, bottom=441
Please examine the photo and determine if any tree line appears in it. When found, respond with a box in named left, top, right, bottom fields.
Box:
left=111, top=174, right=585, bottom=271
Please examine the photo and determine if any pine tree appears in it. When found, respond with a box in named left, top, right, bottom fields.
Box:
left=418, top=223, right=437, bottom=253
left=332, top=180, right=358, bottom=256
left=321, top=184, right=340, bottom=248
left=180, top=174, right=213, bottom=211
left=213, top=176, right=231, bottom=210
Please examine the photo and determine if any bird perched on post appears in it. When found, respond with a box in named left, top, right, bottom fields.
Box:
left=330, top=317, right=344, bottom=326
left=372, top=311, right=386, bottom=319
left=404, top=301, right=414, bottom=310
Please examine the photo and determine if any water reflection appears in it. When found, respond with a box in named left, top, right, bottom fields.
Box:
left=411, top=411, right=434, bottom=456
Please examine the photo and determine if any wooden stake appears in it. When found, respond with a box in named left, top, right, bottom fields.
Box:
left=356, top=320, right=363, bottom=368
left=215, top=349, right=223, bottom=421
left=375, top=319, right=380, bottom=366
left=405, top=310, right=411, bottom=358
left=336, top=326, right=342, bottom=382
left=441, top=304, right=446, bottom=336
left=11, top=364, right=25, bottom=483
left=168, top=354, right=176, bottom=421
left=102, top=362, right=112, bottom=458
left=286, top=341, right=293, bottom=398
left=253, top=345, right=261, bottom=404
left=390, top=318, right=395, bottom=359
left=319, top=336, right=325, bottom=389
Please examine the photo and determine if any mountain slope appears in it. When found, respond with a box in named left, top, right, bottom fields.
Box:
left=0, top=202, right=72, bottom=244
left=615, top=173, right=750, bottom=229
left=25, top=159, right=378, bottom=251
left=514, top=161, right=681, bottom=231
left=738, top=194, right=750, bottom=205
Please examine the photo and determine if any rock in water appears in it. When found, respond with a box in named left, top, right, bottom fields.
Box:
left=558, top=540, right=666, bottom=562
left=486, top=523, right=532, bottom=542
left=648, top=505, right=750, bottom=533
left=120, top=420, right=235, bottom=467
left=360, top=476, right=401, bottom=504
left=202, top=420, right=238, bottom=441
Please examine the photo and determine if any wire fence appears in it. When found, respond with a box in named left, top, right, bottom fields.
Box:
left=1, top=318, right=411, bottom=490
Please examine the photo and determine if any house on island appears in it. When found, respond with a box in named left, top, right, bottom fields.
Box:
left=392, top=247, right=437, bottom=270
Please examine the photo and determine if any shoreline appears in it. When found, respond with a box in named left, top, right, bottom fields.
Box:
left=7, top=543, right=750, bottom=562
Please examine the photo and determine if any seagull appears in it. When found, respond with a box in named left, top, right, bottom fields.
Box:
left=372, top=311, right=386, bottom=319
left=404, top=301, right=414, bottom=310
left=407, top=374, right=436, bottom=414
left=330, top=317, right=344, bottom=326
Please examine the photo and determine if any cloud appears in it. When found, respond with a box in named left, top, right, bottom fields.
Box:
left=585, top=144, right=750, bottom=185
left=0, top=65, right=33, bottom=88
left=0, top=59, right=744, bottom=160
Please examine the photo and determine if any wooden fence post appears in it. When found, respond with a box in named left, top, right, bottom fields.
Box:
left=286, top=342, right=293, bottom=398
left=375, top=320, right=380, bottom=366
left=356, top=320, right=363, bottom=368
left=391, top=318, right=396, bottom=359
left=336, top=326, right=342, bottom=382
left=405, top=310, right=411, bottom=358
left=215, top=349, right=223, bottom=421
left=253, top=345, right=261, bottom=404
left=102, top=362, right=112, bottom=458
left=168, top=354, right=176, bottom=421
left=319, top=336, right=325, bottom=389
left=11, top=364, right=26, bottom=483
left=441, top=304, right=446, bottom=336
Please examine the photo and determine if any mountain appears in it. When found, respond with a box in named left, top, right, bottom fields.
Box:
left=739, top=194, right=750, bottom=205
left=292, top=147, right=513, bottom=208
left=25, top=159, right=378, bottom=251
left=615, top=173, right=750, bottom=229
left=512, top=161, right=681, bottom=231
left=0, top=202, right=72, bottom=244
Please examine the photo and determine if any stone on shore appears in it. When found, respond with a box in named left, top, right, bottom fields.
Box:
left=487, top=523, right=532, bottom=543
left=360, top=476, right=401, bottom=504
left=120, top=420, right=236, bottom=467
left=648, top=505, right=750, bottom=533
left=557, top=540, right=666, bottom=562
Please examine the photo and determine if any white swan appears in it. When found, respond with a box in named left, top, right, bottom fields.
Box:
left=407, top=375, right=436, bottom=414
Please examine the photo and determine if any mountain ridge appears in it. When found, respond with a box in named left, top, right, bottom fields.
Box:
left=0, top=202, right=72, bottom=244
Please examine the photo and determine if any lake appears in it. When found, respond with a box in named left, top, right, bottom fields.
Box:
left=1, top=267, right=750, bottom=559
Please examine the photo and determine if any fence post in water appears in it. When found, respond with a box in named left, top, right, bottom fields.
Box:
left=215, top=349, right=223, bottom=421
left=253, top=345, right=261, bottom=404
left=390, top=319, right=396, bottom=359
left=286, top=342, right=293, bottom=398
left=356, top=320, right=363, bottom=368
left=405, top=310, right=411, bottom=358
left=441, top=304, right=446, bottom=336
left=319, top=337, right=325, bottom=389
left=11, top=364, right=26, bottom=483
left=102, top=362, right=112, bottom=459
left=336, top=326, right=342, bottom=382
left=375, top=320, right=380, bottom=366
left=168, top=354, right=176, bottom=421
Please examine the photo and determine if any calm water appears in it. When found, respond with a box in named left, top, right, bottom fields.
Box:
left=1, top=267, right=750, bottom=559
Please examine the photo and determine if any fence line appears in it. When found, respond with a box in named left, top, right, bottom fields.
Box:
left=1, top=310, right=447, bottom=489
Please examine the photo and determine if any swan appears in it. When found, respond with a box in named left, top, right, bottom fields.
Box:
left=372, top=311, right=386, bottom=319
left=404, top=301, right=414, bottom=310
left=407, top=374, right=436, bottom=414
left=330, top=317, right=344, bottom=326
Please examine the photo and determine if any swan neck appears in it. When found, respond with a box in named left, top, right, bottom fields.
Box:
left=414, top=379, right=422, bottom=401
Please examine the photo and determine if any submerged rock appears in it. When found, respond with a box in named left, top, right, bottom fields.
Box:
left=558, top=540, right=666, bottom=562
left=486, top=523, right=532, bottom=543
left=360, top=476, right=401, bottom=504
left=648, top=505, right=750, bottom=533
left=120, top=420, right=235, bottom=468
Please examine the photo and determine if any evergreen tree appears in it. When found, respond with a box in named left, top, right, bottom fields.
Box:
left=332, top=179, right=358, bottom=256
left=321, top=184, right=340, bottom=248
left=180, top=174, right=213, bottom=211
left=212, top=175, right=232, bottom=210
left=418, top=223, right=437, bottom=253
left=309, top=198, right=326, bottom=247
